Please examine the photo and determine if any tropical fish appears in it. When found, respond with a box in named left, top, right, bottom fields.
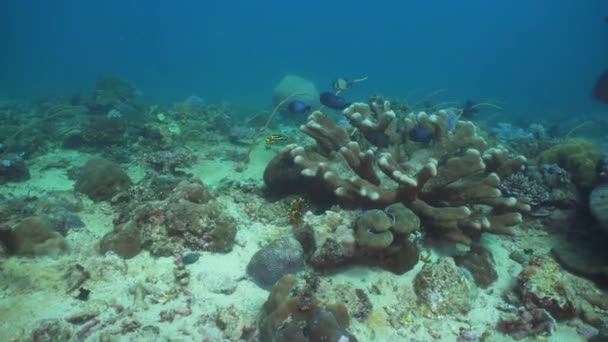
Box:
left=287, top=100, right=311, bottom=114
left=320, top=92, right=351, bottom=110
left=265, top=134, right=288, bottom=145
left=332, top=78, right=351, bottom=92
left=409, top=127, right=434, bottom=143
left=593, top=71, right=608, bottom=104
left=332, top=76, right=368, bottom=93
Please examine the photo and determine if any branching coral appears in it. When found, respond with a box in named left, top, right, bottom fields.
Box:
left=264, top=101, right=530, bottom=245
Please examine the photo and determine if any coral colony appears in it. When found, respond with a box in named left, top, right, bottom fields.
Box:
left=1, top=75, right=608, bottom=341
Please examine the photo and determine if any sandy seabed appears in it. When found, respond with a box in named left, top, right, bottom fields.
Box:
left=0, top=143, right=591, bottom=342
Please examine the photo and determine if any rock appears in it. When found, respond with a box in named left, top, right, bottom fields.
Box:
left=413, top=258, right=475, bottom=315
left=454, top=244, right=498, bottom=289
left=306, top=210, right=356, bottom=269
left=10, top=216, right=67, bottom=255
left=74, top=158, right=132, bottom=202
left=517, top=257, right=578, bottom=320
left=99, top=221, right=142, bottom=259
left=551, top=238, right=608, bottom=284
left=0, top=153, right=30, bottom=184
left=590, top=184, right=608, bottom=232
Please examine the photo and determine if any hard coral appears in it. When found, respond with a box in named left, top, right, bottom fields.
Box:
left=142, top=147, right=196, bottom=175
left=497, top=308, right=556, bottom=340
left=516, top=256, right=578, bottom=320
left=537, top=138, right=601, bottom=189
left=499, top=172, right=549, bottom=207
left=259, top=274, right=356, bottom=342
left=264, top=101, right=529, bottom=245
left=75, top=158, right=132, bottom=202
left=3, top=216, right=67, bottom=255
left=413, top=257, right=475, bottom=316
left=303, top=206, right=420, bottom=275
left=246, top=237, right=305, bottom=289
left=100, top=177, right=236, bottom=258
left=82, top=117, right=127, bottom=146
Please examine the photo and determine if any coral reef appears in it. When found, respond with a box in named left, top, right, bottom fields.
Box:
left=537, top=138, right=602, bottom=188
left=35, top=192, right=84, bottom=235
left=100, top=177, right=236, bottom=258
left=258, top=274, right=357, bottom=342
left=75, top=158, right=132, bottom=202
left=300, top=207, right=420, bottom=274
left=499, top=164, right=579, bottom=210
left=81, top=116, right=127, bottom=146
left=265, top=102, right=530, bottom=245
left=0, top=216, right=67, bottom=255
left=498, top=171, right=549, bottom=207
left=490, top=122, right=548, bottom=141
left=246, top=237, right=305, bottom=289
left=87, top=76, right=145, bottom=121
left=142, top=147, right=196, bottom=175
left=453, top=244, right=498, bottom=289
left=497, top=308, right=556, bottom=340
left=413, top=258, right=476, bottom=316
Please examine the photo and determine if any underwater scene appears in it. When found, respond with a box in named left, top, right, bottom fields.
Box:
left=2, top=1, right=608, bottom=341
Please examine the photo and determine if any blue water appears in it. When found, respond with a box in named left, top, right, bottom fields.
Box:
left=2, top=0, right=607, bottom=118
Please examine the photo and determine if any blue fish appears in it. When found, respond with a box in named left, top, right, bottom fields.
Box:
left=320, top=91, right=350, bottom=110
left=409, top=127, right=434, bottom=143
left=287, top=100, right=311, bottom=114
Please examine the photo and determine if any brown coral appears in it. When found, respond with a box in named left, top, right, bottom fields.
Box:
left=264, top=102, right=530, bottom=245
left=100, top=177, right=236, bottom=258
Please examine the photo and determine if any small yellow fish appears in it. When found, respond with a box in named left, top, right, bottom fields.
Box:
left=265, top=134, right=288, bottom=145
left=332, top=76, right=369, bottom=94
left=333, top=78, right=351, bottom=92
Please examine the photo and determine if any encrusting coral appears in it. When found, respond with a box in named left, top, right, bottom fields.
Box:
left=264, top=101, right=530, bottom=245
left=537, top=138, right=601, bottom=189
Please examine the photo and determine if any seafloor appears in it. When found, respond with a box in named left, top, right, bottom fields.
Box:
left=1, top=80, right=608, bottom=342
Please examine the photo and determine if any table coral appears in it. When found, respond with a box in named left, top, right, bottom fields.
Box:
left=264, top=101, right=529, bottom=245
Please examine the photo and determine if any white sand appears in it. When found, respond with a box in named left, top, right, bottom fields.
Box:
left=0, top=146, right=596, bottom=341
